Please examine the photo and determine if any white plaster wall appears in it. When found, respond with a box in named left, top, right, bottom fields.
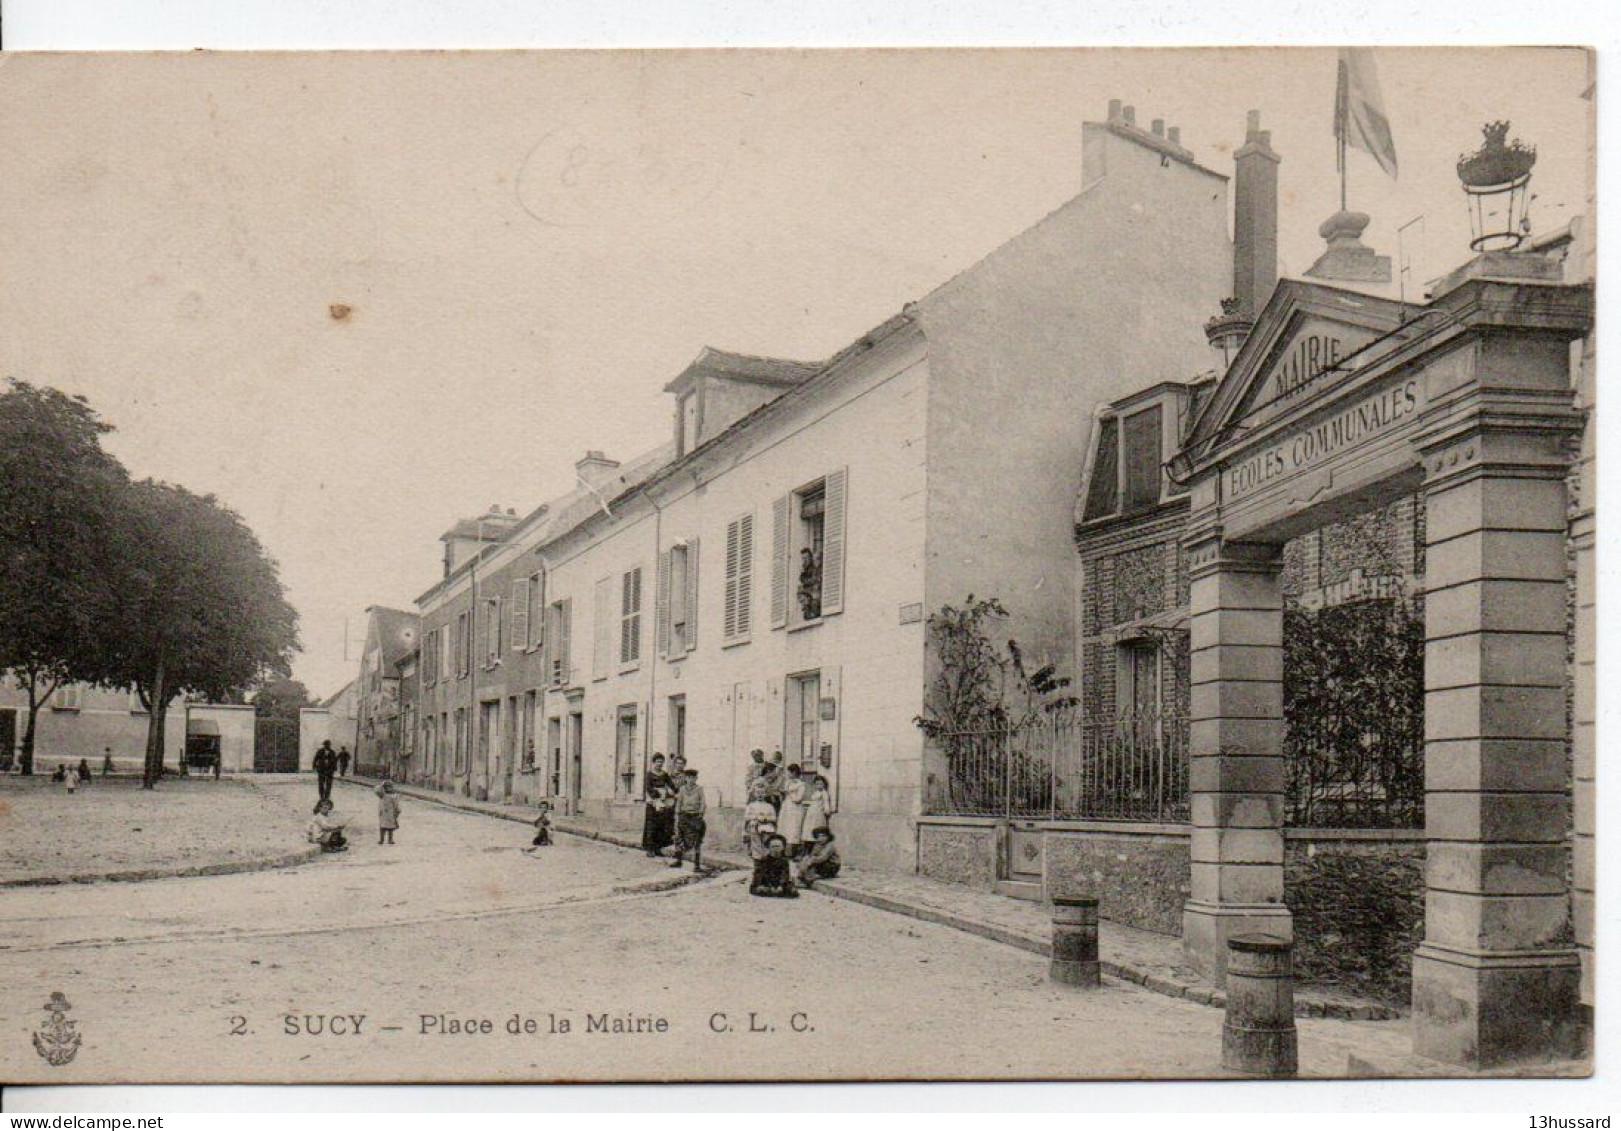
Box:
left=917, top=123, right=1231, bottom=685
left=536, top=330, right=931, bottom=866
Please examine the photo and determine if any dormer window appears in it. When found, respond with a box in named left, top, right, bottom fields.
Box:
left=678, top=391, right=699, bottom=458
left=1082, top=387, right=1194, bottom=523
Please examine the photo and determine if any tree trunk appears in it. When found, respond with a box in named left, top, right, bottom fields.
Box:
left=142, top=659, right=167, bottom=789
left=18, top=671, right=58, bottom=777
left=19, top=687, right=37, bottom=776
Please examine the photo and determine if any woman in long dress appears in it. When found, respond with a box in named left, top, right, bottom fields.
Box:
left=776, top=765, right=809, bottom=856
left=642, top=754, right=675, bottom=857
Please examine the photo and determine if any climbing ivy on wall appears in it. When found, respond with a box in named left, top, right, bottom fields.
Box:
left=1283, top=595, right=1426, bottom=828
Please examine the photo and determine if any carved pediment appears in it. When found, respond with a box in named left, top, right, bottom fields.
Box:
left=1181, top=280, right=1407, bottom=468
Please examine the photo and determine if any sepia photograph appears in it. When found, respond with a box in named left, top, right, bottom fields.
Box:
left=0, top=39, right=1599, bottom=1090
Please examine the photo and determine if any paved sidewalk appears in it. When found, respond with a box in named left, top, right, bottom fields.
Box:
left=346, top=777, right=1398, bottom=1022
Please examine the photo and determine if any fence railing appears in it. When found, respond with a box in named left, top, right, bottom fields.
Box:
left=929, top=710, right=1190, bottom=823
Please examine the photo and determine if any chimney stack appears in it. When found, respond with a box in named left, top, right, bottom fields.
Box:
left=1232, top=109, right=1281, bottom=318
left=574, top=450, right=622, bottom=490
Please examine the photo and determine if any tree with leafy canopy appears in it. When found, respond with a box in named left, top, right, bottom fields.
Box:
left=104, top=480, right=300, bottom=788
left=0, top=380, right=130, bottom=774
left=251, top=676, right=316, bottom=722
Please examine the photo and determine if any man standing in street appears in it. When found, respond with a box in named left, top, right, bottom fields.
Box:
left=337, top=746, right=351, bottom=778
left=313, top=740, right=338, bottom=802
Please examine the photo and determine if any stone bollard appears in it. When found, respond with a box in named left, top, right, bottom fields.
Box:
left=1222, top=933, right=1298, bottom=1077
left=1049, top=896, right=1101, bottom=987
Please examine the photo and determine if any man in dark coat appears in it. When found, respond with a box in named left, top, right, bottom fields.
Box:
left=337, top=746, right=351, bottom=777
left=313, top=740, right=338, bottom=801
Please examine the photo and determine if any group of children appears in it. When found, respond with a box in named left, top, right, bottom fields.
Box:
left=300, top=756, right=843, bottom=900
left=742, top=749, right=841, bottom=899
left=305, top=779, right=400, bottom=853
left=49, top=760, right=94, bottom=793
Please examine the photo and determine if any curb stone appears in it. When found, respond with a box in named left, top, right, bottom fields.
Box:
left=1, top=845, right=325, bottom=888
left=346, top=778, right=1398, bottom=1022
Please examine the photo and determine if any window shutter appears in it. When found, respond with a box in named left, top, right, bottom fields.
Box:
left=530, top=572, right=545, bottom=649
left=770, top=492, right=791, bottom=629
left=511, top=579, right=529, bottom=651
left=724, top=519, right=741, bottom=641
left=736, top=514, right=753, bottom=638
left=592, top=577, right=613, bottom=681
left=558, top=598, right=572, bottom=684
left=684, top=536, right=699, bottom=652
left=657, top=549, right=673, bottom=659
left=820, top=466, right=849, bottom=616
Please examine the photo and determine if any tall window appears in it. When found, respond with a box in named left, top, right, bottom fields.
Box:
left=620, top=566, right=643, bottom=666
left=615, top=705, right=639, bottom=798
left=797, top=484, right=826, bottom=621
left=547, top=599, right=571, bottom=686
left=453, top=708, right=467, bottom=774
left=1121, top=406, right=1164, bottom=513
left=723, top=513, right=755, bottom=644
left=483, top=598, right=501, bottom=666
left=660, top=540, right=700, bottom=659
left=521, top=691, right=538, bottom=771
left=772, top=468, right=847, bottom=629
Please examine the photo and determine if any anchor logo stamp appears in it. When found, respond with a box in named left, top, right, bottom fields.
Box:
left=32, top=991, right=82, bottom=1067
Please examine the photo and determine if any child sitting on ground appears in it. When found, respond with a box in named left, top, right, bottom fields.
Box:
left=524, top=801, right=553, bottom=853
left=795, top=827, right=842, bottom=888
left=306, top=798, right=348, bottom=853
left=375, top=780, right=400, bottom=845
left=749, top=834, right=798, bottom=898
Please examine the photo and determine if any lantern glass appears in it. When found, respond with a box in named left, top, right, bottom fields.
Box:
left=1463, top=174, right=1532, bottom=252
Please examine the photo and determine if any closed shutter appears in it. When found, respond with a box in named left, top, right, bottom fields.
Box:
left=620, top=567, right=642, bottom=665
left=724, top=519, right=740, bottom=640
left=511, top=579, right=529, bottom=651
left=770, top=493, right=791, bottom=629
left=592, top=577, right=613, bottom=680
left=530, top=572, right=545, bottom=649
left=683, top=536, right=699, bottom=651
left=657, top=549, right=673, bottom=659
left=557, top=598, right=572, bottom=685
left=820, top=467, right=849, bottom=616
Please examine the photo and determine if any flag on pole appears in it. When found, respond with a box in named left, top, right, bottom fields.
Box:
left=1335, top=48, right=1399, bottom=179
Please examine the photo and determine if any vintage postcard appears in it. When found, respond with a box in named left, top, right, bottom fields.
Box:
left=0, top=46, right=1596, bottom=1084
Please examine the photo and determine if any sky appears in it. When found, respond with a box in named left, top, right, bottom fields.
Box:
left=0, top=47, right=1593, bottom=699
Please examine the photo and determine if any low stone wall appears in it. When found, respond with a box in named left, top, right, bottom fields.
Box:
left=1044, top=826, right=1191, bottom=936
left=1285, top=831, right=1426, bottom=1005
left=917, top=818, right=999, bottom=890
left=917, top=819, right=1429, bottom=976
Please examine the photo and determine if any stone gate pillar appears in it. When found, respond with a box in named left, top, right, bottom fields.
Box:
left=1182, top=530, right=1289, bottom=985
left=1412, top=335, right=1584, bottom=1066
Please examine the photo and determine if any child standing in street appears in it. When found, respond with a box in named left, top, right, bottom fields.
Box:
left=802, top=774, right=835, bottom=853
left=375, top=780, right=400, bottom=845
left=668, top=769, right=707, bottom=872
left=742, top=778, right=776, bottom=855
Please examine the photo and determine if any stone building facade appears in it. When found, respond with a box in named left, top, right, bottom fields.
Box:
left=396, top=100, right=1237, bottom=870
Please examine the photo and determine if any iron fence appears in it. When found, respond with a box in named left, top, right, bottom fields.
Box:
left=930, top=710, right=1190, bottom=823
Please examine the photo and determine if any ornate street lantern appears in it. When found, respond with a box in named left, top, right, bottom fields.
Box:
left=1456, top=120, right=1537, bottom=252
